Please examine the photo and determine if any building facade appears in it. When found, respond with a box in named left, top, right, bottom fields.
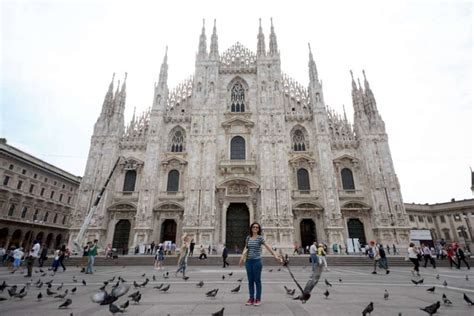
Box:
left=0, top=139, right=81, bottom=251
left=69, top=21, right=411, bottom=254
left=405, top=199, right=474, bottom=248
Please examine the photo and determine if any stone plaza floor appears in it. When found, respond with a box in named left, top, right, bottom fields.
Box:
left=0, top=262, right=473, bottom=315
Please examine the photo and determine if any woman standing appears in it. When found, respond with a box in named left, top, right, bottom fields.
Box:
left=175, top=235, right=190, bottom=278
left=407, top=242, right=420, bottom=276
left=239, top=222, right=282, bottom=306
left=154, top=243, right=165, bottom=270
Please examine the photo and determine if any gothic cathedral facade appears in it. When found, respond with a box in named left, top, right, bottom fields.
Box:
left=69, top=20, right=411, bottom=254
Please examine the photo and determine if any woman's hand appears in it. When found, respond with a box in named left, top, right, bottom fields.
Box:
left=239, top=258, right=244, bottom=268
left=274, top=254, right=283, bottom=263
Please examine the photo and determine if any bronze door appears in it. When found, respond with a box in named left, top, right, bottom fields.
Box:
left=300, top=219, right=317, bottom=250
left=113, top=220, right=131, bottom=253
left=226, top=203, right=249, bottom=254
left=160, top=219, right=177, bottom=243
left=347, top=218, right=366, bottom=245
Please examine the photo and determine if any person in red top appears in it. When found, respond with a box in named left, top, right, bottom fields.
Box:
left=446, top=246, right=458, bottom=269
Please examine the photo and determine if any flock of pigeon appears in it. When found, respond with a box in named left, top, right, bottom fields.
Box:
left=0, top=264, right=473, bottom=315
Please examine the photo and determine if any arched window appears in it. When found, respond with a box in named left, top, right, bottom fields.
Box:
left=8, top=204, right=15, bottom=216
left=62, top=216, right=67, bottom=225
left=297, top=168, right=310, bottom=191
left=292, top=128, right=307, bottom=151
left=43, top=211, right=49, bottom=222
left=123, top=170, right=137, bottom=192
left=169, top=127, right=186, bottom=152
left=20, top=207, right=28, bottom=219
left=33, top=209, right=39, bottom=221
left=230, top=136, right=245, bottom=160
left=167, top=170, right=180, bottom=192
left=231, top=82, right=245, bottom=112
left=53, top=213, right=58, bottom=224
left=341, top=168, right=355, bottom=190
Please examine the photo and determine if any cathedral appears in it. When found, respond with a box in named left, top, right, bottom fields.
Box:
left=69, top=20, right=411, bottom=254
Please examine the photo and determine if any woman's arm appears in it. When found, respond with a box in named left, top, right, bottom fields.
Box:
left=263, top=242, right=281, bottom=261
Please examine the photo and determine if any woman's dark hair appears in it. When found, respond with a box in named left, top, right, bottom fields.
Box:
left=248, top=222, right=262, bottom=236
left=409, top=242, right=415, bottom=247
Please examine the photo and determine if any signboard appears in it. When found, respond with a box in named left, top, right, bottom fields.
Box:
left=410, top=229, right=432, bottom=240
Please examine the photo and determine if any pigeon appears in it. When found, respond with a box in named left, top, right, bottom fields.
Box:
left=384, top=289, right=389, bottom=300
left=71, top=287, right=77, bottom=294
left=160, top=284, right=170, bottom=292
left=362, top=302, right=374, bottom=316
left=286, top=262, right=322, bottom=303
left=48, top=283, right=52, bottom=289
left=120, top=300, right=129, bottom=309
left=464, top=293, right=474, bottom=305
left=99, top=284, right=107, bottom=291
left=119, top=276, right=127, bottom=283
left=92, top=291, right=118, bottom=306
left=323, top=289, right=329, bottom=299
left=339, top=278, right=342, bottom=282
left=55, top=292, right=68, bottom=299
left=140, top=278, right=149, bottom=287
left=278, top=268, right=281, bottom=272
left=442, top=293, right=452, bottom=306
left=109, top=303, right=124, bottom=314
left=72, top=276, right=77, bottom=283
left=426, top=286, right=435, bottom=293
left=183, top=276, right=189, bottom=281
left=288, top=288, right=295, bottom=296
left=47, top=288, right=57, bottom=296
left=283, top=285, right=293, bottom=295
left=18, top=287, right=26, bottom=295
left=466, top=275, right=469, bottom=281
left=237, top=277, right=243, bottom=283
left=14, top=291, right=27, bottom=299
left=108, top=276, right=116, bottom=282
left=58, top=298, right=72, bottom=309
left=131, top=293, right=141, bottom=304
left=325, top=279, right=332, bottom=287
left=435, top=274, right=440, bottom=280
left=36, top=282, right=43, bottom=289
left=268, top=269, right=273, bottom=272
left=162, top=272, right=169, bottom=279
left=420, top=301, right=440, bottom=315
left=231, top=285, right=241, bottom=293
left=196, top=281, right=204, bottom=288
left=211, top=307, right=225, bottom=316
left=228, top=272, right=233, bottom=276
left=41, top=273, right=47, bottom=277
left=443, top=280, right=447, bottom=287
left=82, top=280, right=87, bottom=286
left=39, top=269, right=44, bottom=273
left=0, top=281, right=7, bottom=292
left=411, top=279, right=424, bottom=285
left=141, top=273, right=146, bottom=277
left=37, top=292, right=43, bottom=300
left=206, top=288, right=219, bottom=298
left=154, top=283, right=164, bottom=289
left=222, top=275, right=225, bottom=280
left=57, top=282, right=63, bottom=291
left=103, top=281, right=109, bottom=286
left=133, top=281, right=141, bottom=288
left=128, top=291, right=140, bottom=300
left=153, top=275, right=156, bottom=281
left=46, top=280, right=53, bottom=286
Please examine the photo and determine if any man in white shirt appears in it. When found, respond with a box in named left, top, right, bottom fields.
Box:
left=25, top=239, right=40, bottom=277
left=309, top=241, right=318, bottom=272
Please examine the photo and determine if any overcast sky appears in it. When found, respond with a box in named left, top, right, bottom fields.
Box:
left=1, top=0, right=472, bottom=204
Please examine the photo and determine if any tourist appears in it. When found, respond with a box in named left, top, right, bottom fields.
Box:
left=81, top=242, right=90, bottom=272
left=189, top=239, right=195, bottom=256
left=239, top=222, right=281, bottom=306
left=150, top=241, right=155, bottom=254
left=86, top=239, right=98, bottom=274
left=199, top=245, right=207, bottom=260
left=446, top=246, right=458, bottom=268
left=309, top=241, right=318, bottom=272
left=222, top=244, right=229, bottom=268
left=12, top=246, right=24, bottom=273
left=386, top=244, right=390, bottom=255
left=175, top=234, right=190, bottom=278
left=154, top=243, right=165, bottom=270
left=293, top=242, right=299, bottom=255
left=54, top=245, right=67, bottom=272
left=392, top=244, right=397, bottom=255
left=51, top=250, right=60, bottom=271
left=421, top=243, right=436, bottom=269
left=456, top=245, right=470, bottom=270
left=317, top=243, right=329, bottom=271
left=25, top=239, right=40, bottom=277
left=105, top=244, right=113, bottom=258
left=38, top=244, right=48, bottom=267
left=377, top=243, right=390, bottom=274
left=407, top=242, right=420, bottom=276
left=0, top=245, right=5, bottom=264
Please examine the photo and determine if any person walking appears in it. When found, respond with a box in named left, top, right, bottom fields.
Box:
left=54, top=245, right=67, bottom=272
left=392, top=244, right=397, bottom=255
left=222, top=244, right=230, bottom=268
left=38, top=244, right=48, bottom=267
left=446, top=246, right=458, bottom=269
left=154, top=243, right=165, bottom=270
left=189, top=239, right=195, bottom=257
left=25, top=240, right=40, bottom=277
left=176, top=234, right=190, bottom=278
left=80, top=242, right=90, bottom=273
left=368, top=241, right=381, bottom=274
left=12, top=246, right=24, bottom=273
left=421, top=243, right=436, bottom=268
left=86, top=239, right=98, bottom=274
left=309, top=241, right=318, bottom=272
left=456, top=246, right=470, bottom=270
left=407, top=242, right=420, bottom=276
left=198, top=245, right=207, bottom=260
left=377, top=243, right=390, bottom=274
left=239, top=222, right=281, bottom=306
left=317, top=243, right=329, bottom=271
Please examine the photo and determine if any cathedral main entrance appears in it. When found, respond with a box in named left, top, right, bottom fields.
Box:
left=347, top=218, right=366, bottom=245
left=160, top=219, right=177, bottom=243
left=226, top=203, right=249, bottom=254
left=112, top=219, right=131, bottom=254
left=300, top=219, right=317, bottom=250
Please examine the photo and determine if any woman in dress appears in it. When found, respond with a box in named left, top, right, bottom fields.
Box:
left=239, top=222, right=282, bottom=306
left=407, top=242, right=421, bottom=276
left=175, top=234, right=190, bottom=278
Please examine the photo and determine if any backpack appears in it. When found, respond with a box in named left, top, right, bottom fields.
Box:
left=379, top=246, right=386, bottom=258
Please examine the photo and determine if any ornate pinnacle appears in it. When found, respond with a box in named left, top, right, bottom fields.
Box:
left=257, top=18, right=266, bottom=57
left=269, top=17, right=278, bottom=55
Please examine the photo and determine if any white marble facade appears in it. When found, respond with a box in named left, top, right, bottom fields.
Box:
left=69, top=20, right=411, bottom=254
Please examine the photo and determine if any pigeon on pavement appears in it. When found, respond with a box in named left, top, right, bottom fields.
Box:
left=384, top=289, right=389, bottom=300
left=323, top=290, right=329, bottom=299
left=442, top=293, right=452, bottom=306
left=411, top=279, right=424, bottom=285
left=231, top=285, right=240, bottom=293
left=325, top=279, right=332, bottom=287
left=196, top=281, right=204, bottom=288
left=109, top=303, right=124, bottom=314
left=426, top=286, right=435, bottom=293
left=58, top=298, right=72, bottom=309
left=211, top=307, right=225, bottom=316
left=463, top=293, right=474, bottom=305
left=206, top=289, right=219, bottom=298
left=362, top=302, right=374, bottom=316
left=420, top=301, right=440, bottom=315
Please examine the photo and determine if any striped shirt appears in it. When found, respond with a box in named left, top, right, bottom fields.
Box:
left=246, top=235, right=265, bottom=260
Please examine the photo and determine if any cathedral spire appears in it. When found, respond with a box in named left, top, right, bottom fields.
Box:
left=269, top=18, right=278, bottom=55
left=362, top=69, right=378, bottom=113
left=209, top=19, right=219, bottom=60
left=257, top=18, right=266, bottom=57
left=158, top=46, right=168, bottom=88
left=350, top=70, right=357, bottom=91
left=198, top=19, right=207, bottom=59
left=308, top=43, right=319, bottom=84
left=101, top=73, right=115, bottom=114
